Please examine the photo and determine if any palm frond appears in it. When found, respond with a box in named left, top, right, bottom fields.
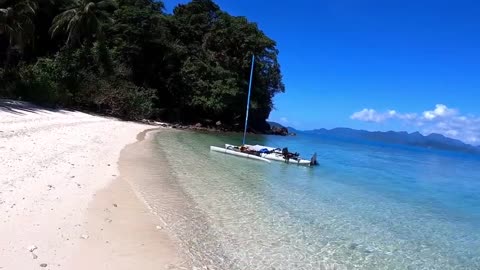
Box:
left=0, top=0, right=37, bottom=48
left=50, top=8, right=76, bottom=37
left=96, top=0, right=117, bottom=10
left=49, top=0, right=116, bottom=46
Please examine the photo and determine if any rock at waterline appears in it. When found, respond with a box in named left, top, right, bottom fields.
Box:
left=270, top=125, right=289, bottom=136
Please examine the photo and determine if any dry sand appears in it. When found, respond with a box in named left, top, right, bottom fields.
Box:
left=0, top=100, right=183, bottom=269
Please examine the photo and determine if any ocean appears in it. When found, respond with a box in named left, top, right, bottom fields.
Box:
left=140, top=130, right=480, bottom=269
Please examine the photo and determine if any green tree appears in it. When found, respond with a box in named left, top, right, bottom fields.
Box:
left=169, top=0, right=284, bottom=130
left=49, top=0, right=116, bottom=46
left=106, top=0, right=167, bottom=81
left=1, top=0, right=285, bottom=130
left=0, top=0, right=37, bottom=66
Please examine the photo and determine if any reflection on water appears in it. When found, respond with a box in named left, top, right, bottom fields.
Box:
left=137, top=130, right=480, bottom=269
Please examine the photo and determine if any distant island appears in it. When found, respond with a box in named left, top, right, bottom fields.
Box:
left=271, top=123, right=480, bottom=154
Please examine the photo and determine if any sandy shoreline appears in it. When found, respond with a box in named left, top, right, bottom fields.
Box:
left=0, top=100, right=183, bottom=269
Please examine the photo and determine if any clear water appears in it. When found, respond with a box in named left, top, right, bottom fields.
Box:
left=143, top=130, right=480, bottom=269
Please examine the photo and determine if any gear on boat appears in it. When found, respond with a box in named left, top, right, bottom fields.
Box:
left=211, top=144, right=318, bottom=166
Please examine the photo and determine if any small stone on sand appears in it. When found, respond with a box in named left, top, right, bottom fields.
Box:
left=80, top=234, right=89, bottom=239
left=27, top=245, right=38, bottom=252
left=40, top=263, right=47, bottom=267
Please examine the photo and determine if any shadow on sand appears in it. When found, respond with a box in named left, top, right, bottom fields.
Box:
left=0, top=99, right=69, bottom=116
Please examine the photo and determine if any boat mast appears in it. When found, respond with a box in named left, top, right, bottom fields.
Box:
left=242, top=54, right=255, bottom=145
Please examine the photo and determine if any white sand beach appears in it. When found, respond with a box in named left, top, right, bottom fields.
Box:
left=0, top=100, right=182, bottom=269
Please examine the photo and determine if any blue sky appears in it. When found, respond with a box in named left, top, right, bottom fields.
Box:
left=165, top=0, right=480, bottom=143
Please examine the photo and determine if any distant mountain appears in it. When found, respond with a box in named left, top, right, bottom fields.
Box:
left=305, top=127, right=480, bottom=154
left=267, top=121, right=285, bottom=129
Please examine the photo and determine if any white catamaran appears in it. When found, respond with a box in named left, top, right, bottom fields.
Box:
left=210, top=55, right=318, bottom=167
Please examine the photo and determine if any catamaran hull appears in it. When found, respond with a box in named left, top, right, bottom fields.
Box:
left=260, top=153, right=312, bottom=165
left=215, top=144, right=315, bottom=166
left=210, top=146, right=271, bottom=163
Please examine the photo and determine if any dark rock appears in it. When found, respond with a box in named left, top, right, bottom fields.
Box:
left=270, top=125, right=289, bottom=136
left=40, top=263, right=47, bottom=267
left=348, top=243, right=359, bottom=250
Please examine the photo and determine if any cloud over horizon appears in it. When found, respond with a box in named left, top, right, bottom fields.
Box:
left=350, top=109, right=417, bottom=123
left=351, top=104, right=480, bottom=144
left=279, top=117, right=289, bottom=124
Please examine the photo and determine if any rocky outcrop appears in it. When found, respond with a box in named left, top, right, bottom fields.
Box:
left=270, top=125, right=289, bottom=136
left=141, top=119, right=293, bottom=136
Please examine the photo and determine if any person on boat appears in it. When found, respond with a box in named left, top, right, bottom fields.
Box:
left=240, top=145, right=259, bottom=156
left=282, top=147, right=300, bottom=160
left=282, top=147, right=290, bottom=162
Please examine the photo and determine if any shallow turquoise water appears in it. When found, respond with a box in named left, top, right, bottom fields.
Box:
left=149, top=130, right=480, bottom=269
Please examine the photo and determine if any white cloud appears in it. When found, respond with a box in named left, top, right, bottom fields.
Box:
left=422, top=104, right=457, bottom=120
left=351, top=104, right=480, bottom=144
left=350, top=108, right=415, bottom=123
left=350, top=109, right=392, bottom=123
left=279, top=117, right=289, bottom=124
left=397, top=113, right=417, bottom=120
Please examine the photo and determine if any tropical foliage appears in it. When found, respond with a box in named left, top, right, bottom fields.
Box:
left=50, top=0, right=116, bottom=46
left=0, top=0, right=37, bottom=67
left=0, top=0, right=284, bottom=129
